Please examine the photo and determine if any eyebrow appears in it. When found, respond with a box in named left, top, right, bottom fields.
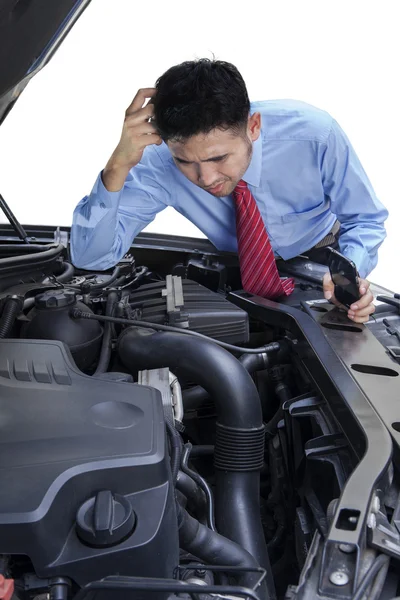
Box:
left=174, top=154, right=229, bottom=164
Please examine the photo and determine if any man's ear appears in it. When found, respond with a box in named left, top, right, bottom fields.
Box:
left=248, top=112, right=261, bottom=141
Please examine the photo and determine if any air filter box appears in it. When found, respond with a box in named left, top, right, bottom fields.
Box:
left=129, top=277, right=249, bottom=344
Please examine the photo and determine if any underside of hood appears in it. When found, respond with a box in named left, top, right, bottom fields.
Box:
left=0, top=0, right=91, bottom=125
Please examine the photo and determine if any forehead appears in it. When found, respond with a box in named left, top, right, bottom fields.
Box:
left=168, top=128, right=241, bottom=161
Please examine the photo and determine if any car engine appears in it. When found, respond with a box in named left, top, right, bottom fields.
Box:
left=0, top=238, right=400, bottom=600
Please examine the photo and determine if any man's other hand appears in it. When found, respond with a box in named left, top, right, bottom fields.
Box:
left=322, top=272, right=375, bottom=324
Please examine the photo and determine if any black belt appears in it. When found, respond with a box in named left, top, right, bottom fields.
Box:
left=313, top=220, right=340, bottom=249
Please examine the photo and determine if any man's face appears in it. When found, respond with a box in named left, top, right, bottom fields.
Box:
left=167, top=113, right=261, bottom=197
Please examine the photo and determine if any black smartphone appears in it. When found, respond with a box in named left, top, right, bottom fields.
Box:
left=327, top=247, right=361, bottom=308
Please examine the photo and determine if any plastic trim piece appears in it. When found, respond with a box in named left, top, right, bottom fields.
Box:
left=228, top=290, right=393, bottom=598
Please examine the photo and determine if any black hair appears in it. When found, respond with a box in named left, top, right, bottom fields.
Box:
left=153, top=59, right=250, bottom=142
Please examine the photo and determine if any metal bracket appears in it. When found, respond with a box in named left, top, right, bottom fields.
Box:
left=138, top=367, right=183, bottom=425
left=369, top=509, right=400, bottom=559
left=161, top=274, right=189, bottom=328
left=53, top=226, right=69, bottom=248
left=366, top=491, right=400, bottom=560
left=383, top=318, right=400, bottom=343
left=138, top=367, right=174, bottom=424
left=387, top=346, right=400, bottom=362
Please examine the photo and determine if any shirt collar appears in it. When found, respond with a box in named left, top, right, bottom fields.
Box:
left=242, top=132, right=262, bottom=188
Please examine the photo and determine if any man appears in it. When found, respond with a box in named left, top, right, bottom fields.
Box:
left=71, top=59, right=388, bottom=324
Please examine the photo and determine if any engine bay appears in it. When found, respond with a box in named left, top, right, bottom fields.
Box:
left=1, top=232, right=400, bottom=600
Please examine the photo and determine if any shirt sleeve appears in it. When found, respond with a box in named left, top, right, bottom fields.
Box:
left=70, top=146, right=172, bottom=270
left=320, top=119, right=388, bottom=279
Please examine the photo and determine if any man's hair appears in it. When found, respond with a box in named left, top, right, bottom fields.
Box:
left=153, top=59, right=250, bottom=142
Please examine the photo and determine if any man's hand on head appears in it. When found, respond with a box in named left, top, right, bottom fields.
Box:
left=102, top=88, right=162, bottom=192
left=322, top=272, right=375, bottom=324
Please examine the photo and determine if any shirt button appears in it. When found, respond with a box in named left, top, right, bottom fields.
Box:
left=82, top=234, right=86, bottom=240
left=100, top=202, right=106, bottom=209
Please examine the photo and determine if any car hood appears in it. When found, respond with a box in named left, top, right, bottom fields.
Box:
left=0, top=0, right=91, bottom=125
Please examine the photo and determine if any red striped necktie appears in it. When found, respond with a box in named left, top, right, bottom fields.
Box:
left=233, top=180, right=295, bottom=299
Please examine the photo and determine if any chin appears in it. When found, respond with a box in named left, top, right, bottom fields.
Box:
left=215, top=182, right=235, bottom=197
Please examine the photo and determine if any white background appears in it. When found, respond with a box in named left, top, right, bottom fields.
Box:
left=0, top=0, right=398, bottom=290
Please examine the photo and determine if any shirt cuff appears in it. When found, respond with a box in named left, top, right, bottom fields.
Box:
left=92, top=170, right=123, bottom=209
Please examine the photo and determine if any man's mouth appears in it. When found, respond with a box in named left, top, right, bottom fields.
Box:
left=206, top=182, right=225, bottom=195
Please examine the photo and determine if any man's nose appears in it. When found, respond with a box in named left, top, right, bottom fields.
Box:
left=198, top=164, right=218, bottom=187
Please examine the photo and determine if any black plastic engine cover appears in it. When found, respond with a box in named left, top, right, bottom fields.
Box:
left=0, top=339, right=179, bottom=585
left=130, top=279, right=249, bottom=344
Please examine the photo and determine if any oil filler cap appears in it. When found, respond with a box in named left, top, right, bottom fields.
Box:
left=76, top=490, right=135, bottom=547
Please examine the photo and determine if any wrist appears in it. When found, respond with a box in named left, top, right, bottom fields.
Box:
left=102, top=160, right=130, bottom=192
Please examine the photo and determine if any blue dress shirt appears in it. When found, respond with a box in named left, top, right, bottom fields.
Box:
left=71, top=100, right=388, bottom=279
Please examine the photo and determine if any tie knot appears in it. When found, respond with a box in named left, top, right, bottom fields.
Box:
left=235, top=179, right=247, bottom=191
left=233, top=180, right=248, bottom=199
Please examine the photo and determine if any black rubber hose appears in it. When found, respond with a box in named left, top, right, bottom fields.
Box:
left=181, top=443, right=216, bottom=531
left=183, top=352, right=270, bottom=409
left=264, top=382, right=291, bottom=439
left=267, top=505, right=286, bottom=551
left=275, top=381, right=292, bottom=404
left=87, top=266, right=121, bottom=290
left=55, top=261, right=75, bottom=283
left=189, top=445, right=214, bottom=457
left=353, top=554, right=390, bottom=600
left=182, top=384, right=211, bottom=410
left=117, top=328, right=275, bottom=599
left=265, top=409, right=284, bottom=439
left=239, top=352, right=270, bottom=373
left=215, top=472, right=271, bottom=561
left=0, top=297, right=23, bottom=338
left=118, top=329, right=263, bottom=429
left=72, top=308, right=280, bottom=355
left=0, top=243, right=64, bottom=274
left=368, top=554, right=390, bottom=600
left=177, top=504, right=267, bottom=599
left=0, top=243, right=53, bottom=255
left=50, top=579, right=70, bottom=600
left=165, top=419, right=182, bottom=483
left=93, top=291, right=118, bottom=376
left=120, top=266, right=149, bottom=290
left=176, top=471, right=206, bottom=516
left=73, top=578, right=258, bottom=600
